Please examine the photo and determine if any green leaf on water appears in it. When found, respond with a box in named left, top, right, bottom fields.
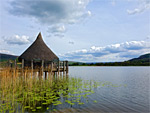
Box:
left=53, top=109, right=56, bottom=111
left=78, top=102, right=84, bottom=105
left=24, top=106, right=30, bottom=109
left=93, top=100, right=97, bottom=103
left=32, top=109, right=36, bottom=111
left=36, top=107, right=42, bottom=109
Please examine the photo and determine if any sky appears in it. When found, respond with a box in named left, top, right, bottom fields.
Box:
left=0, top=0, right=150, bottom=62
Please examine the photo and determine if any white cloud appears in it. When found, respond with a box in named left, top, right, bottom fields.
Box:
left=9, top=0, right=91, bottom=25
left=4, top=35, right=30, bottom=45
left=8, top=0, right=91, bottom=36
left=48, top=25, right=66, bottom=33
left=0, top=50, right=14, bottom=55
left=127, top=0, right=150, bottom=15
left=59, top=40, right=150, bottom=62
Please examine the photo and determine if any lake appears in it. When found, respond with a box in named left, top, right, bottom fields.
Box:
left=69, top=66, right=150, bottom=113
left=0, top=66, right=149, bottom=113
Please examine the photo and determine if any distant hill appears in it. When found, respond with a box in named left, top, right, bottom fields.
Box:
left=128, top=53, right=150, bottom=63
left=69, top=53, right=150, bottom=66
left=0, top=53, right=18, bottom=62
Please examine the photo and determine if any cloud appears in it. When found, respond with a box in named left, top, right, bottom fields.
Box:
left=9, top=0, right=91, bottom=25
left=8, top=0, right=91, bottom=36
left=4, top=35, right=30, bottom=45
left=59, top=40, right=150, bottom=62
left=48, top=25, right=66, bottom=33
left=47, top=25, right=66, bottom=37
left=127, top=0, right=150, bottom=15
left=0, top=50, right=14, bottom=55
left=54, top=34, right=64, bottom=38
left=69, top=41, right=75, bottom=45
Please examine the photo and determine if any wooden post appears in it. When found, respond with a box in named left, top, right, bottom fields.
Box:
left=21, top=59, right=24, bottom=76
left=41, top=60, right=44, bottom=76
left=50, top=62, right=53, bottom=75
left=22, top=59, right=24, bottom=69
left=58, top=60, right=60, bottom=75
left=66, top=61, right=68, bottom=74
left=63, top=61, right=65, bottom=73
left=31, top=60, right=33, bottom=75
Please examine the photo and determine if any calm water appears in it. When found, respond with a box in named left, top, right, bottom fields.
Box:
left=68, top=66, right=150, bottom=113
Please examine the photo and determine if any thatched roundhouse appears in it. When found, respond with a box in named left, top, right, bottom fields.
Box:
left=18, top=32, right=59, bottom=67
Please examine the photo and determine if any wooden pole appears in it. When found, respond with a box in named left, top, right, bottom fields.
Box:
left=50, top=62, right=53, bottom=75
left=21, top=59, right=24, bottom=76
left=31, top=60, right=33, bottom=75
left=58, top=60, right=60, bottom=75
left=41, top=60, right=44, bottom=76
left=66, top=61, right=68, bottom=74
left=63, top=61, right=65, bottom=74
left=22, top=59, right=24, bottom=69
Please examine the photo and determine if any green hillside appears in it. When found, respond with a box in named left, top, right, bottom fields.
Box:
left=0, top=53, right=18, bottom=62
left=128, top=53, right=150, bottom=63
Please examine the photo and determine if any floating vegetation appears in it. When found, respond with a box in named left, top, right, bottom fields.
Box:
left=0, top=68, right=125, bottom=112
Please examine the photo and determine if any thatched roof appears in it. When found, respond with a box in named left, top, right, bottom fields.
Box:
left=18, top=32, right=59, bottom=62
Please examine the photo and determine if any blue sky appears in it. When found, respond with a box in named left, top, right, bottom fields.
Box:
left=0, top=0, right=150, bottom=62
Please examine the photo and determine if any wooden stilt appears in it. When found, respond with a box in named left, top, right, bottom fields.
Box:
left=66, top=60, right=68, bottom=74
left=41, top=60, right=44, bottom=76
left=50, top=62, right=53, bottom=75
left=22, top=59, right=24, bottom=69
left=63, top=61, right=65, bottom=74
left=21, top=59, right=24, bottom=75
left=58, top=60, right=60, bottom=75
left=31, top=60, right=33, bottom=75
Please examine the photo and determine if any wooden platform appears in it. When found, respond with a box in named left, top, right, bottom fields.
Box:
left=1, top=60, right=69, bottom=75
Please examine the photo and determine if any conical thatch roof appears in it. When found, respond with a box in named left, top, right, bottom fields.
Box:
left=18, top=32, right=59, bottom=62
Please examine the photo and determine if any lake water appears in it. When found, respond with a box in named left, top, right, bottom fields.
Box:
left=68, top=66, right=150, bottom=113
